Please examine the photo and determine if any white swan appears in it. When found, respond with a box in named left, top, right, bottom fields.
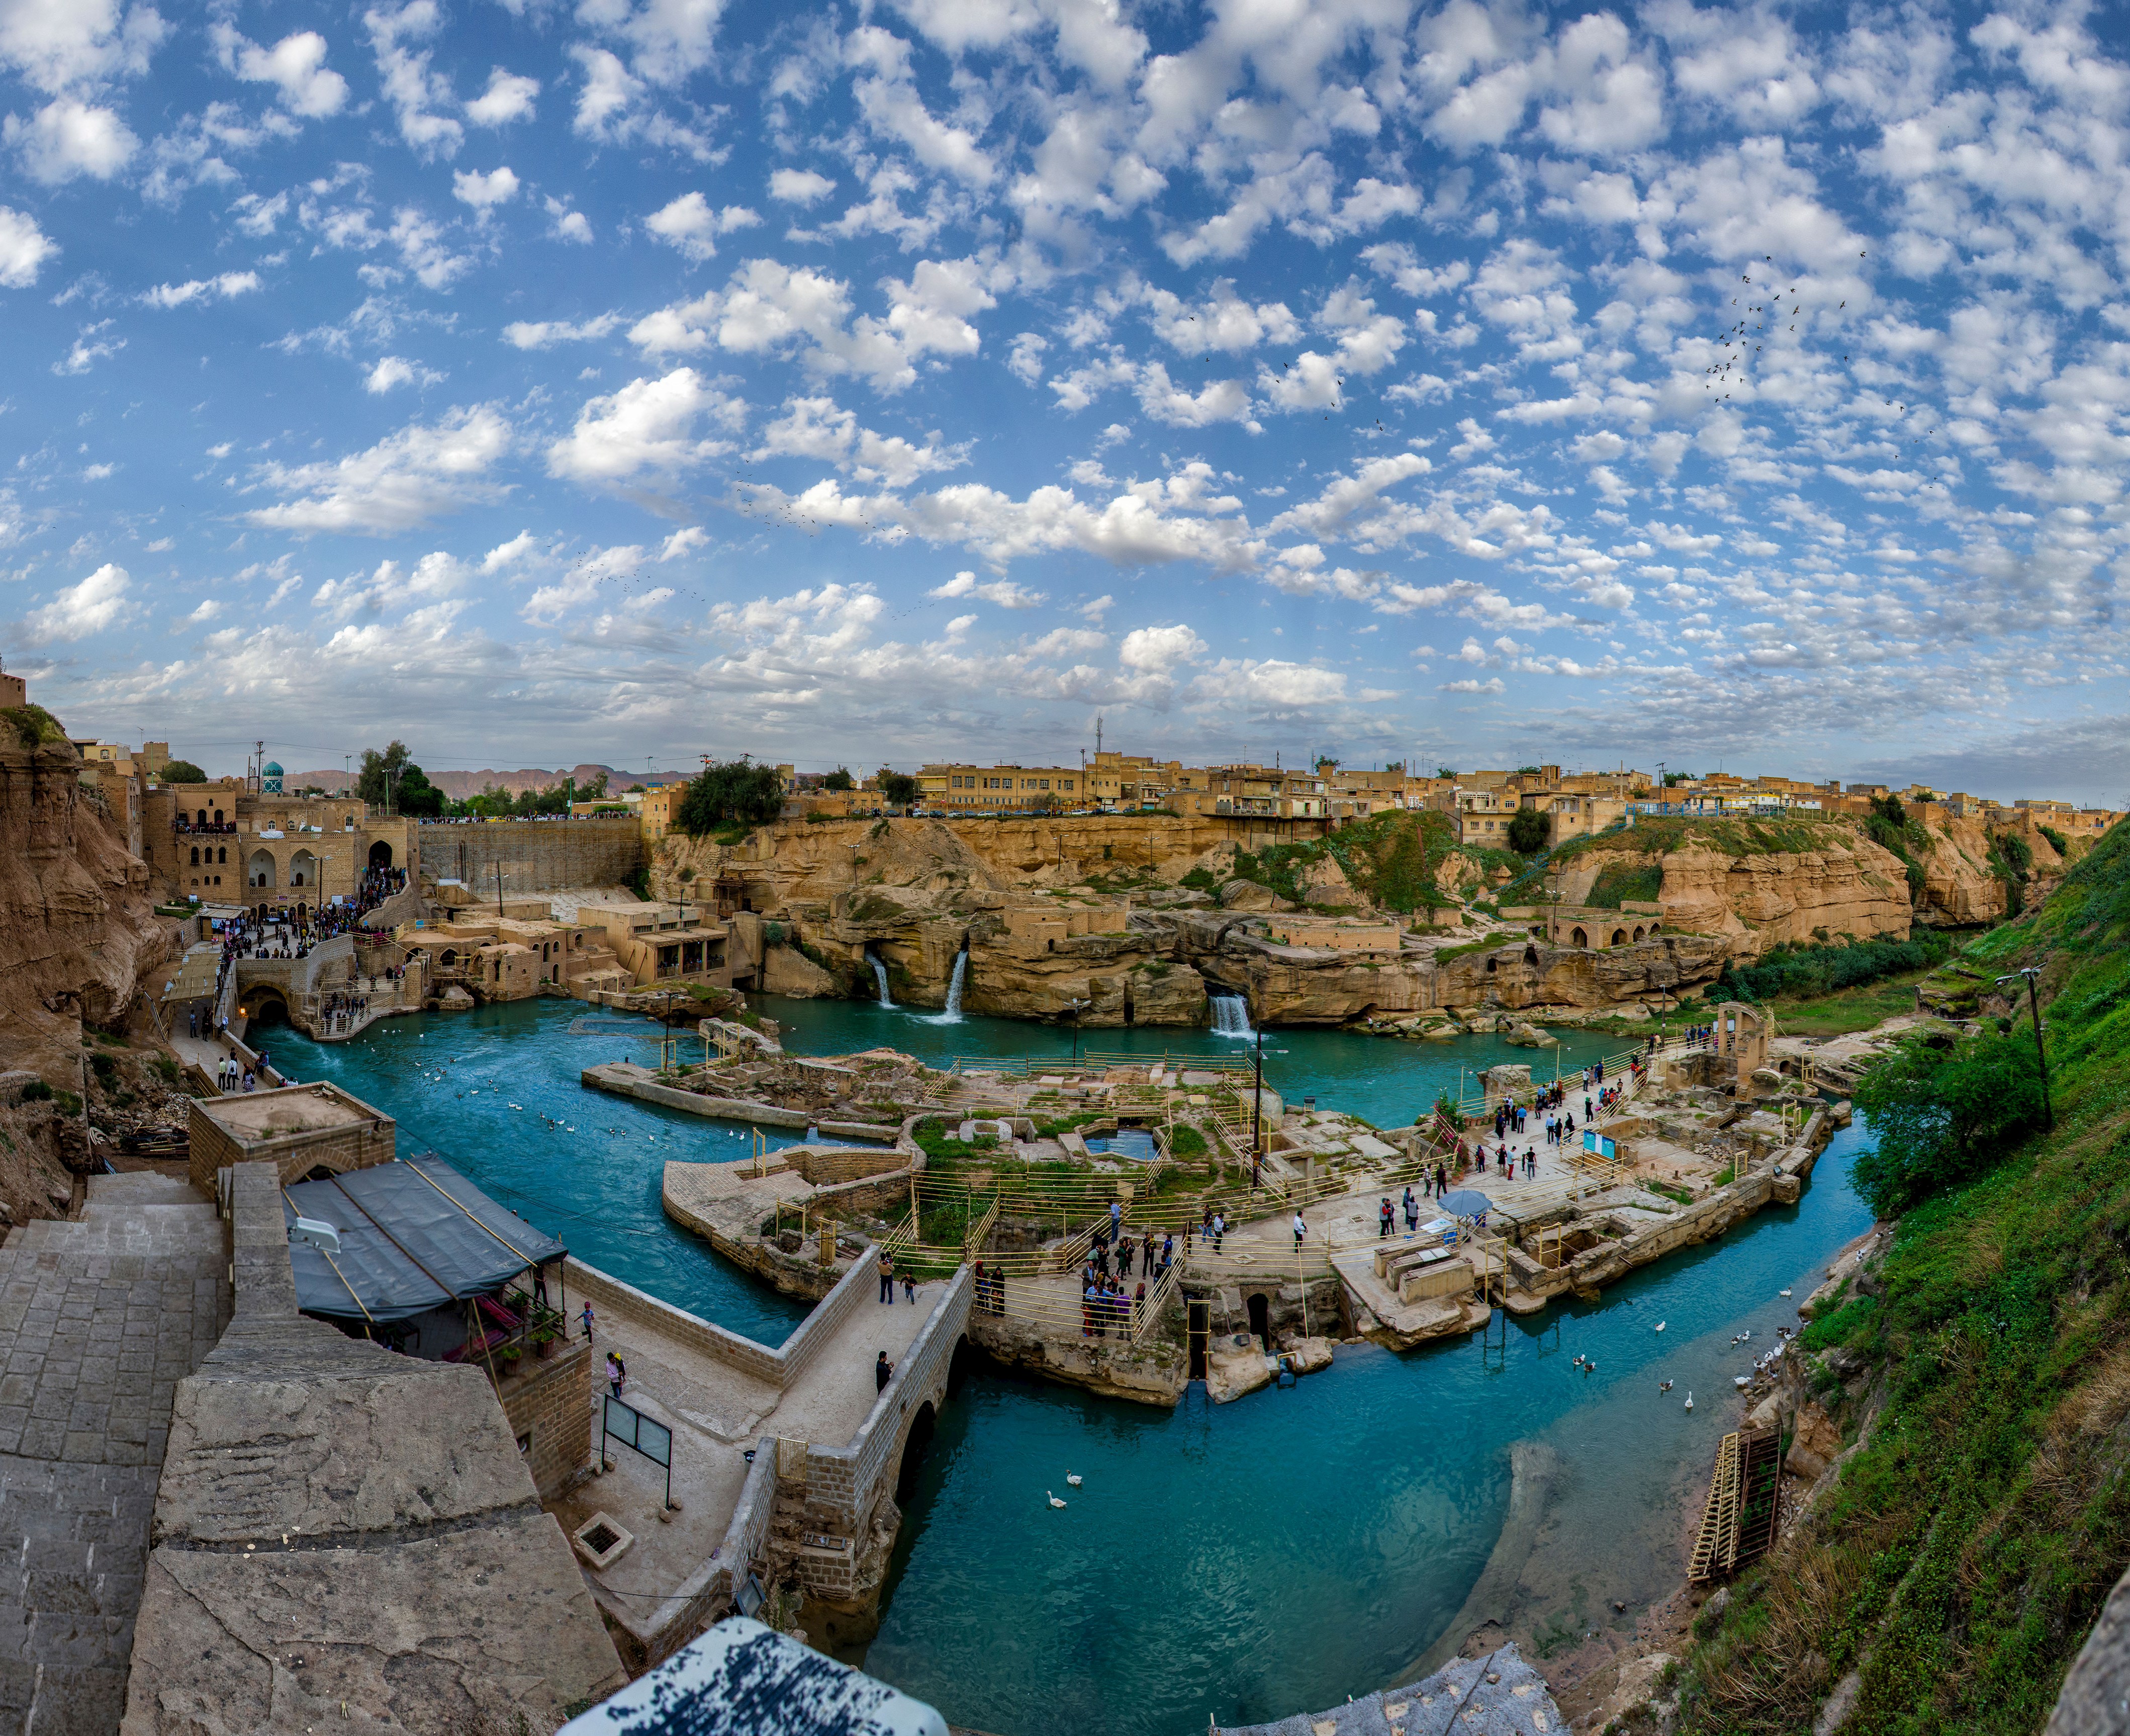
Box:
left=1065, top=1474, right=1083, bottom=1488
left=1048, top=1492, right=1067, bottom=1509
left=1654, top=1321, right=1666, bottom=1333
left=1684, top=1392, right=1694, bottom=1411
left=1779, top=1288, right=1793, bottom=1298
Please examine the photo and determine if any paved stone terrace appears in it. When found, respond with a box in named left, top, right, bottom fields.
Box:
left=0, top=1170, right=228, bottom=1736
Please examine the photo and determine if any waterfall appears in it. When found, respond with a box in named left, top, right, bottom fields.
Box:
left=922, top=947, right=968, bottom=1025
left=868, top=949, right=895, bottom=1009
left=1210, top=993, right=1253, bottom=1038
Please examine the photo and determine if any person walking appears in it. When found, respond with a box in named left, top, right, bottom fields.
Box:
left=605, top=1351, right=626, bottom=1400
left=903, top=1270, right=916, bottom=1304
left=579, top=1301, right=596, bottom=1344
left=1109, top=1199, right=1122, bottom=1242
left=876, top=1351, right=893, bottom=1392
left=878, top=1249, right=895, bottom=1304
left=1291, top=1211, right=1308, bottom=1251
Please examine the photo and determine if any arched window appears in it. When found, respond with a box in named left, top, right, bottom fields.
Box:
left=190, top=847, right=200, bottom=866
left=218, top=847, right=227, bottom=864
left=248, top=850, right=276, bottom=890
left=213, top=808, right=224, bottom=825
left=196, top=808, right=207, bottom=827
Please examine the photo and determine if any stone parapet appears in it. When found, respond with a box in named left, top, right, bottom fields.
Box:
left=125, top=1161, right=627, bottom=1736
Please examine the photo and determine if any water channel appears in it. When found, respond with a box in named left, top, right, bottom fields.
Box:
left=255, top=994, right=1874, bottom=1735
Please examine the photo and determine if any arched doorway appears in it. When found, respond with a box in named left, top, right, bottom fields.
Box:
left=239, top=984, right=290, bottom=1027
left=290, top=849, right=317, bottom=888
left=368, top=840, right=394, bottom=870
left=1611, top=928, right=1627, bottom=946
left=1632, top=925, right=1645, bottom=942
left=894, top=1401, right=937, bottom=1505
left=1570, top=927, right=1588, bottom=948
left=1523, top=945, right=1539, bottom=965
left=947, top=1334, right=975, bottom=1398
left=1246, top=1292, right=1270, bottom=1348
left=248, top=850, right=276, bottom=890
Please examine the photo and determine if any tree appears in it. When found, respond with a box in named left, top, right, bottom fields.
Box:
left=394, top=763, right=445, bottom=817
left=877, top=769, right=920, bottom=809
left=355, top=742, right=414, bottom=807
left=822, top=767, right=856, bottom=791
left=1870, top=792, right=1908, bottom=829
left=1663, top=770, right=1694, bottom=787
left=676, top=758, right=786, bottom=836
left=1506, top=805, right=1550, bottom=854
left=1851, top=1027, right=2048, bottom=1217
left=160, top=760, right=207, bottom=783
left=1514, top=764, right=1542, bottom=776
left=1434, top=766, right=1457, bottom=780
left=583, top=771, right=608, bottom=800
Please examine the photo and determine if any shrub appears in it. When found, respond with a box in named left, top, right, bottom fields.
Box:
left=19, top=1080, right=53, bottom=1103
left=1851, top=1025, right=2048, bottom=1216
left=1506, top=805, right=1550, bottom=854
left=160, top=759, right=207, bottom=782
left=1719, top=931, right=1952, bottom=1001
left=2038, top=823, right=2069, bottom=856
left=1179, top=866, right=1219, bottom=891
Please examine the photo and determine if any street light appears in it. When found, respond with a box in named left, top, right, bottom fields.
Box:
left=1063, top=997, right=1091, bottom=1064
left=1994, top=966, right=2053, bottom=1130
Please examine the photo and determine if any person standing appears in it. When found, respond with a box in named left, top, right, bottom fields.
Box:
left=1291, top=1211, right=1307, bottom=1251
left=1378, top=1197, right=1394, bottom=1239
left=878, top=1249, right=895, bottom=1304
left=876, top=1351, right=893, bottom=1392
left=903, top=1270, right=916, bottom=1304
left=1109, top=1199, right=1122, bottom=1243
left=605, top=1351, right=626, bottom=1399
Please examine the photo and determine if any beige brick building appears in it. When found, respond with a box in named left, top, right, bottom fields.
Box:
left=188, top=1081, right=396, bottom=1192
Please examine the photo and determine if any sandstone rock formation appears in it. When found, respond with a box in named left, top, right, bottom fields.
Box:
left=0, top=741, right=175, bottom=1070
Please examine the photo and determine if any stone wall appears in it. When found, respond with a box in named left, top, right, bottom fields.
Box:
left=125, top=1162, right=627, bottom=1734
left=787, top=1145, right=908, bottom=1183
left=416, top=816, right=644, bottom=895
left=793, top=1266, right=972, bottom=1602
left=186, top=1092, right=396, bottom=1191
left=501, top=1336, right=595, bottom=1502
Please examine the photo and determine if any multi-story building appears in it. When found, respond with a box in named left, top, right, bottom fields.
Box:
left=141, top=782, right=417, bottom=910
left=916, top=762, right=1087, bottom=810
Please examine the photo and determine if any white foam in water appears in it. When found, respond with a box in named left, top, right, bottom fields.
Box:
left=923, top=950, right=968, bottom=1025
left=1210, top=993, right=1253, bottom=1038
left=869, top=950, right=895, bottom=1009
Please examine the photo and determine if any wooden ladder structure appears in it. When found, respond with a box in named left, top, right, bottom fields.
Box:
left=1690, top=1428, right=1783, bottom=1581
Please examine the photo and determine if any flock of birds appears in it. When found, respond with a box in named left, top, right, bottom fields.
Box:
left=1550, top=1285, right=1806, bottom=1419
left=1046, top=1472, right=1084, bottom=1509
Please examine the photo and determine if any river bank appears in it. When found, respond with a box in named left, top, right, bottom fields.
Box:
left=247, top=995, right=1877, bottom=1736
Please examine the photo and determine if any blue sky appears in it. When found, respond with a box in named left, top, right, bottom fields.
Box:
left=3, top=0, right=2127, bottom=801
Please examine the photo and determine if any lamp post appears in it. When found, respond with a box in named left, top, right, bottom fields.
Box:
left=1252, top=1007, right=1265, bottom=1170
left=1065, top=998, right=1090, bottom=1064
left=1995, top=966, right=2053, bottom=1130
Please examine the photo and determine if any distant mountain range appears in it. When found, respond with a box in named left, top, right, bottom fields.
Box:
left=282, top=764, right=692, bottom=799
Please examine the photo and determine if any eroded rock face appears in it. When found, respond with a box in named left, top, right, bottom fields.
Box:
left=1652, top=840, right=1912, bottom=957
left=0, top=743, right=175, bottom=1072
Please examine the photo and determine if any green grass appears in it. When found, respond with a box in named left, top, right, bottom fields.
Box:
left=1675, top=818, right=2130, bottom=1736
left=1757, top=968, right=1936, bottom=1037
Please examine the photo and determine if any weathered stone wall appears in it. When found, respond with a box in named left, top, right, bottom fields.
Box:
left=416, top=816, right=643, bottom=894
left=125, top=1163, right=627, bottom=1734
left=794, top=1266, right=972, bottom=1602
left=186, top=1094, right=396, bottom=1192
left=501, top=1336, right=594, bottom=1502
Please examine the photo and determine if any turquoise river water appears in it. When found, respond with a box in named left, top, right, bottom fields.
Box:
left=257, top=995, right=1874, bottom=1735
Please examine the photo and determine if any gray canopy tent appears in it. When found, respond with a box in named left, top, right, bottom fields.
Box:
left=282, top=1154, right=567, bottom=1360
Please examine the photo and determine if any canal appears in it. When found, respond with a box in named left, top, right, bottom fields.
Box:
left=257, top=995, right=1872, bottom=1734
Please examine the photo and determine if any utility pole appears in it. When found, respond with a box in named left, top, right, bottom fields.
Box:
left=1252, top=1011, right=1265, bottom=1170
left=1996, top=966, right=2053, bottom=1129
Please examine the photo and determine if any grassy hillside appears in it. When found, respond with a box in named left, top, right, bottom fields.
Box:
left=1672, top=819, right=2130, bottom=1735
left=1218, top=809, right=1483, bottom=913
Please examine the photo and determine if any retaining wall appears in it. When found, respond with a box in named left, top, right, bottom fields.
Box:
left=794, top=1265, right=973, bottom=1601
left=417, top=816, right=644, bottom=894
left=581, top=1067, right=898, bottom=1141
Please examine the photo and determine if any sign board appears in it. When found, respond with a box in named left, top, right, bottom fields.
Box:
left=604, top=1396, right=672, bottom=1467
left=1582, top=1129, right=1618, bottom=1161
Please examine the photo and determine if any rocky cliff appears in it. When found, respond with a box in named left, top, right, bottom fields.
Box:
left=0, top=740, right=175, bottom=1070
left=1550, top=822, right=1913, bottom=959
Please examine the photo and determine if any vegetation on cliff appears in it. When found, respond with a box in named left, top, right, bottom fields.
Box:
left=1674, top=819, right=2130, bottom=1735
left=677, top=756, right=786, bottom=837
left=1714, top=932, right=1954, bottom=1012
left=1, top=705, right=68, bottom=749
left=1223, top=810, right=1476, bottom=913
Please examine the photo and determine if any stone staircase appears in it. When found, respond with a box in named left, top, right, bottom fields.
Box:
left=0, top=1168, right=229, bottom=1734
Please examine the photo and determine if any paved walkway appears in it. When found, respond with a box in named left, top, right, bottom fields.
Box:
left=551, top=1275, right=951, bottom=1637
left=0, top=1171, right=227, bottom=1735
